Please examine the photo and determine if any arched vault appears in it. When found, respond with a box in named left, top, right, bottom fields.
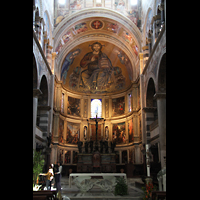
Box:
left=53, top=7, right=142, bottom=94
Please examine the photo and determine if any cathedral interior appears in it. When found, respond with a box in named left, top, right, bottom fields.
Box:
left=33, top=0, right=166, bottom=184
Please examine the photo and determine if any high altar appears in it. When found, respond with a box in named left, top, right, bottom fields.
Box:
left=77, top=115, right=116, bottom=173
left=77, top=152, right=116, bottom=173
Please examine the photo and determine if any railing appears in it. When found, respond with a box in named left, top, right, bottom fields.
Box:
left=142, top=23, right=165, bottom=75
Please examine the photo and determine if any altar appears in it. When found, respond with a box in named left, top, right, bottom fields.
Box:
left=69, top=173, right=127, bottom=192
left=77, top=151, right=116, bottom=173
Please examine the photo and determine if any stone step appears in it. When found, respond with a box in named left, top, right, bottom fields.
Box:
left=62, top=193, right=143, bottom=200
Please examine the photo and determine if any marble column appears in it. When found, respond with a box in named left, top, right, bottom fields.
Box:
left=63, top=120, right=67, bottom=144
left=46, top=44, right=53, bottom=68
left=154, top=93, right=166, bottom=169
left=159, top=2, right=165, bottom=24
left=34, top=10, right=40, bottom=39
left=132, top=87, right=137, bottom=111
left=51, top=52, right=57, bottom=74
left=143, top=107, right=157, bottom=144
left=53, top=113, right=60, bottom=143
left=139, top=53, right=144, bottom=74
left=119, top=150, right=122, bottom=164
left=127, top=149, right=129, bottom=164
left=33, top=89, right=42, bottom=150
left=140, top=74, right=146, bottom=145
left=43, top=31, right=47, bottom=57
left=70, top=150, right=73, bottom=164
left=134, top=145, right=140, bottom=164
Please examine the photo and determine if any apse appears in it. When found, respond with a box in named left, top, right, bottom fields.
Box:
left=60, top=41, right=133, bottom=94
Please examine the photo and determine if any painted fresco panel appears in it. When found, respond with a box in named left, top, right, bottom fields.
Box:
left=67, top=96, right=81, bottom=117
left=66, top=122, right=80, bottom=144
left=112, top=122, right=126, bottom=144
left=128, top=118, right=134, bottom=143
left=112, top=96, right=125, bottom=116
left=58, top=118, right=64, bottom=143
left=70, top=0, right=83, bottom=10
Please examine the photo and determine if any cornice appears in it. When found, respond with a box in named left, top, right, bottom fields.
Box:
left=54, top=72, right=137, bottom=97
left=153, top=93, right=166, bottom=99
left=33, top=89, right=42, bottom=98
left=37, top=105, right=51, bottom=111
left=142, top=107, right=157, bottom=113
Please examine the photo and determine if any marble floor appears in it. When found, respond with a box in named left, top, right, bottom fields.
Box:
left=58, top=177, right=144, bottom=200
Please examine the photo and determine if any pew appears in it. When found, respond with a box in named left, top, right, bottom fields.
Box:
left=33, top=190, right=58, bottom=200
left=152, top=191, right=166, bottom=200
left=33, top=195, right=47, bottom=200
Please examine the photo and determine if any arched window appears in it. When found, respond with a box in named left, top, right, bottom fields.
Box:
left=91, top=99, right=102, bottom=118
left=61, top=93, right=64, bottom=113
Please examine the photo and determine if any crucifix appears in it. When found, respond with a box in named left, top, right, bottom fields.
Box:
left=90, top=115, right=104, bottom=151
left=94, top=20, right=101, bottom=29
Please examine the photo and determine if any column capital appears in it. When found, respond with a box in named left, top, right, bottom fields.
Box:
left=158, top=3, right=164, bottom=11
left=47, top=45, right=53, bottom=49
left=153, top=93, right=166, bottom=100
left=139, top=53, right=143, bottom=59
left=142, top=46, right=148, bottom=51
left=33, top=89, right=42, bottom=98
left=52, top=52, right=57, bottom=59
left=37, top=105, right=51, bottom=111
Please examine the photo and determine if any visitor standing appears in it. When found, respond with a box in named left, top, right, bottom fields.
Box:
left=49, top=164, right=54, bottom=190
left=40, top=165, right=54, bottom=190
left=55, top=162, right=62, bottom=192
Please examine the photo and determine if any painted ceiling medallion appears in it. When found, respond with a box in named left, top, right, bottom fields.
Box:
left=91, top=20, right=103, bottom=29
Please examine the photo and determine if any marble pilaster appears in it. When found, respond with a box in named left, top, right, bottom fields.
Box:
left=33, top=89, right=42, bottom=150
left=154, top=93, right=166, bottom=169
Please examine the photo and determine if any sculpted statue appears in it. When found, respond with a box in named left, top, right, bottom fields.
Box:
left=104, top=140, right=108, bottom=153
left=85, top=140, right=88, bottom=153
left=77, top=141, right=83, bottom=153
left=89, top=137, right=94, bottom=153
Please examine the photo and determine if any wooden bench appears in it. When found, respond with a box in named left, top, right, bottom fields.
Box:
left=33, top=195, right=47, bottom=200
left=152, top=191, right=166, bottom=200
left=33, top=190, right=58, bottom=200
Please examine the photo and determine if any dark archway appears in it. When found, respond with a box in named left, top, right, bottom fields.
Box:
left=146, top=78, right=156, bottom=108
left=37, top=75, right=49, bottom=128
left=157, top=53, right=166, bottom=93
left=38, top=75, right=48, bottom=106
left=33, top=54, right=38, bottom=89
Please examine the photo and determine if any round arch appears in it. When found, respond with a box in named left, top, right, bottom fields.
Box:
left=156, top=52, right=166, bottom=93
left=56, top=35, right=137, bottom=82
left=43, top=10, right=53, bottom=46
left=38, top=75, right=48, bottom=106
left=53, top=7, right=142, bottom=46
left=146, top=77, right=156, bottom=107
left=141, top=7, right=153, bottom=48
left=33, top=53, right=39, bottom=89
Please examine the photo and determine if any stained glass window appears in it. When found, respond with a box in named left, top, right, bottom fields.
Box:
left=61, top=93, right=64, bottom=113
left=128, top=93, right=132, bottom=112
left=91, top=99, right=102, bottom=118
